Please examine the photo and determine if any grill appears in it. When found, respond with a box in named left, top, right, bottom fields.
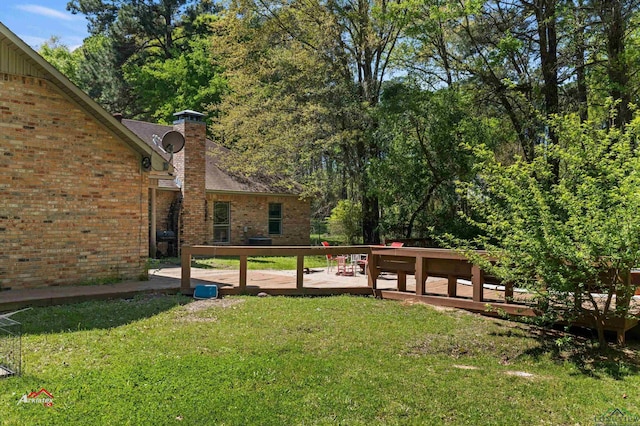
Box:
left=156, top=231, right=177, bottom=257
left=156, top=230, right=176, bottom=242
left=248, top=237, right=272, bottom=246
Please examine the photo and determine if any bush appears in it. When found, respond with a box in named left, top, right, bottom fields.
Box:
left=328, top=200, right=362, bottom=244
left=454, top=111, right=640, bottom=345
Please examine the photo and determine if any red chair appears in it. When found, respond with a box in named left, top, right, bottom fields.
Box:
left=390, top=242, right=405, bottom=248
left=321, top=241, right=336, bottom=272
left=356, top=255, right=368, bottom=275
left=337, top=256, right=355, bottom=276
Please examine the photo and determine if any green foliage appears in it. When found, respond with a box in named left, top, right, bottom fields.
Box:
left=211, top=0, right=407, bottom=242
left=373, top=83, right=506, bottom=241
left=38, top=37, right=82, bottom=84
left=64, top=0, right=222, bottom=119
left=327, top=200, right=362, bottom=244
left=454, top=110, right=640, bottom=344
left=125, top=35, right=227, bottom=124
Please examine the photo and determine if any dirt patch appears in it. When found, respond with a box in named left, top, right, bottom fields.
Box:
left=505, top=370, right=535, bottom=378
left=452, top=364, right=479, bottom=370
left=183, top=297, right=245, bottom=314
left=175, top=297, right=245, bottom=323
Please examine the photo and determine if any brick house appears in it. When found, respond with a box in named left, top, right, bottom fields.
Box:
left=0, top=22, right=310, bottom=290
left=121, top=111, right=311, bottom=256
left=0, top=22, right=171, bottom=290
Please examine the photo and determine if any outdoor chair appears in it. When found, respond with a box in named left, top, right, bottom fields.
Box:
left=336, top=256, right=355, bottom=276
left=356, top=255, right=368, bottom=276
left=321, top=241, right=337, bottom=272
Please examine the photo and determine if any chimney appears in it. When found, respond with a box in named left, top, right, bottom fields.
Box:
left=113, top=113, right=123, bottom=122
left=173, top=110, right=207, bottom=249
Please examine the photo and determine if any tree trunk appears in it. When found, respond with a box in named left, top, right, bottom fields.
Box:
left=406, top=182, right=440, bottom=239
left=535, top=0, right=560, bottom=181
left=362, top=191, right=380, bottom=244
left=574, top=0, right=588, bottom=123
left=600, top=0, right=632, bottom=128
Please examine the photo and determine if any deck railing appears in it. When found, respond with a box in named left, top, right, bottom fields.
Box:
left=179, top=245, right=638, bottom=343
left=180, top=245, right=503, bottom=302
left=180, top=245, right=373, bottom=294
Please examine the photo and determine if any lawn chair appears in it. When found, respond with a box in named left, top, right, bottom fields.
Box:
left=321, top=241, right=337, bottom=272
left=389, top=242, right=405, bottom=248
left=356, top=255, right=368, bottom=276
left=336, top=256, right=355, bottom=276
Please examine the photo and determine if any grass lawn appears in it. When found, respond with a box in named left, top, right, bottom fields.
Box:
left=2, top=295, right=640, bottom=425
left=190, top=255, right=329, bottom=270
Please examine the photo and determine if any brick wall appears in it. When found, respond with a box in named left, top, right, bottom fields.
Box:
left=0, top=73, right=149, bottom=289
left=206, top=193, right=310, bottom=245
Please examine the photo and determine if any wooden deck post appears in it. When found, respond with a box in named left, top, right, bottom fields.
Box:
left=397, top=271, right=407, bottom=292
left=504, top=282, right=514, bottom=301
left=472, top=264, right=484, bottom=302
left=239, top=255, right=247, bottom=290
left=181, top=248, right=192, bottom=294
left=447, top=275, right=457, bottom=297
left=296, top=255, right=305, bottom=289
left=367, top=253, right=379, bottom=289
left=415, top=256, right=427, bottom=296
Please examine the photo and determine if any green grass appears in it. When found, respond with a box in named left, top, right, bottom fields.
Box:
left=2, top=295, right=640, bottom=425
left=191, top=255, right=329, bottom=270
left=157, top=255, right=329, bottom=270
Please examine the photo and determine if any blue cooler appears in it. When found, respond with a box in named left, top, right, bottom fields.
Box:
left=193, top=284, right=218, bottom=299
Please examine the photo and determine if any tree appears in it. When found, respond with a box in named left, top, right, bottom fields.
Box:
left=328, top=199, right=362, bottom=244
left=66, top=0, right=222, bottom=119
left=38, top=37, right=82, bottom=85
left=373, top=82, right=505, bottom=240
left=397, top=0, right=640, bottom=163
left=455, top=110, right=640, bottom=345
left=212, top=0, right=407, bottom=243
left=125, top=33, right=227, bottom=123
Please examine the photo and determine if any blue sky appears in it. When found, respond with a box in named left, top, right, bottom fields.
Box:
left=0, top=0, right=89, bottom=50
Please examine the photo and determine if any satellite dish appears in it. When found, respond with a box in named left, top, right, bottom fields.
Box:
left=161, top=131, right=185, bottom=155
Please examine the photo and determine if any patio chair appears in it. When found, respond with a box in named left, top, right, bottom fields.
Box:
left=389, top=241, right=405, bottom=248
left=356, top=255, right=368, bottom=276
left=321, top=241, right=337, bottom=272
left=337, top=255, right=355, bottom=276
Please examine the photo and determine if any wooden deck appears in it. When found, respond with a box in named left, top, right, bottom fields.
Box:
left=180, top=245, right=640, bottom=343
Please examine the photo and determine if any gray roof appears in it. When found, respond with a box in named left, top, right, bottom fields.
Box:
left=122, top=119, right=299, bottom=195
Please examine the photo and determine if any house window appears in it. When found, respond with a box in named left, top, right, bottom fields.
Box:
left=268, top=203, right=282, bottom=235
left=213, top=202, right=230, bottom=243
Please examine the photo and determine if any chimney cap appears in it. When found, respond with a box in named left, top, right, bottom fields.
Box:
left=173, top=110, right=206, bottom=123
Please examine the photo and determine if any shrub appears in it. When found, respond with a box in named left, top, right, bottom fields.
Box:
left=453, top=111, right=640, bottom=345
left=328, top=200, right=362, bottom=244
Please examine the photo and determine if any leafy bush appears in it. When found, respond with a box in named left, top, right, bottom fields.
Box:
left=454, top=111, right=640, bottom=345
left=328, top=200, right=362, bottom=244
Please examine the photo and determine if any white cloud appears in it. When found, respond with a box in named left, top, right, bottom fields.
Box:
left=16, top=4, right=75, bottom=21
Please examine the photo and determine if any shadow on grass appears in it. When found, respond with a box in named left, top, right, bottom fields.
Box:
left=10, top=294, right=192, bottom=335
left=490, top=323, right=640, bottom=380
